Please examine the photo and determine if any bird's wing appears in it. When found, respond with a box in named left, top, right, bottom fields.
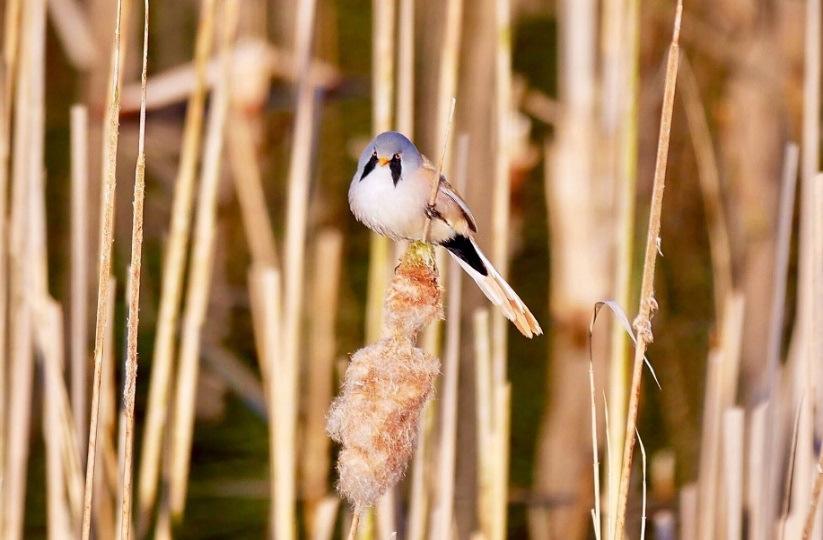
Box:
left=437, top=178, right=478, bottom=233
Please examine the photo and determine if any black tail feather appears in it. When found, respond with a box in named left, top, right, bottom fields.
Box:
left=440, top=235, right=488, bottom=276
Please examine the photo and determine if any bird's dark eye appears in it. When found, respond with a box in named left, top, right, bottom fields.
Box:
left=389, top=153, right=402, bottom=186
left=360, top=152, right=378, bottom=181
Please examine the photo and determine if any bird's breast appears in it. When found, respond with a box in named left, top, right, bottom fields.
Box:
left=349, top=167, right=429, bottom=240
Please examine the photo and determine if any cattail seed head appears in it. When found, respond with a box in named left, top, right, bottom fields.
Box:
left=327, top=242, right=442, bottom=508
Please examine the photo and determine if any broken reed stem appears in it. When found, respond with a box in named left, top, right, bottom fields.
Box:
left=137, top=0, right=217, bottom=525
left=168, top=0, right=237, bottom=517
left=119, top=1, right=149, bottom=536
left=614, top=3, right=681, bottom=538
left=70, top=105, right=90, bottom=458
left=80, top=0, right=125, bottom=536
left=278, top=0, right=318, bottom=536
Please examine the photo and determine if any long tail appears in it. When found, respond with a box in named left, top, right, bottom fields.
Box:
left=441, top=235, right=542, bottom=338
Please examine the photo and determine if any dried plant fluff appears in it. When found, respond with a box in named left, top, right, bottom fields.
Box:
left=327, top=242, right=442, bottom=508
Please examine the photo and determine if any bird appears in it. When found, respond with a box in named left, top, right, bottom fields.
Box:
left=349, top=131, right=542, bottom=338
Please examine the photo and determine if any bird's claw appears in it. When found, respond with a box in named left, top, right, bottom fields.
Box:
left=425, top=204, right=440, bottom=220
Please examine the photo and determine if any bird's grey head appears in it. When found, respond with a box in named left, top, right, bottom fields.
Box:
left=355, top=131, right=423, bottom=186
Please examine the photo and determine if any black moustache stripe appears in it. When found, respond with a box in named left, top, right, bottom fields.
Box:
left=390, top=155, right=402, bottom=185
left=360, top=154, right=378, bottom=181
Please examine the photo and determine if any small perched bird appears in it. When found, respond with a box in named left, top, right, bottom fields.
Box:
left=349, top=131, right=542, bottom=338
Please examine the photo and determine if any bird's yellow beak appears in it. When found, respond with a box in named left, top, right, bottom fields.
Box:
left=378, top=156, right=391, bottom=166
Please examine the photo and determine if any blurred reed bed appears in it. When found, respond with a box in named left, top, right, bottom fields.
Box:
left=0, top=0, right=821, bottom=539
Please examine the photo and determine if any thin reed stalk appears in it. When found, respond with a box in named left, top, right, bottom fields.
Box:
left=614, top=4, right=682, bottom=537
left=80, top=0, right=125, bottom=535
left=70, top=104, right=90, bottom=457
left=589, top=360, right=602, bottom=540
left=118, top=1, right=149, bottom=535
left=169, top=0, right=237, bottom=516
left=137, top=0, right=217, bottom=525
left=278, top=0, right=319, bottom=535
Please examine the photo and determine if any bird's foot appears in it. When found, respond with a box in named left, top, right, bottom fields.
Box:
left=425, top=203, right=441, bottom=221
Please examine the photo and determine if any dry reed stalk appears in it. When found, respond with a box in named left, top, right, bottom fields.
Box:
left=137, top=0, right=217, bottom=524
left=328, top=242, right=442, bottom=511
left=249, top=267, right=284, bottom=538
left=696, top=294, right=744, bottom=540
left=38, top=301, right=72, bottom=539
left=278, top=0, right=318, bottom=535
left=490, top=0, right=511, bottom=389
left=613, top=4, right=682, bottom=537
left=364, top=24, right=397, bottom=534
left=312, top=496, right=341, bottom=540
left=70, top=104, right=90, bottom=457
left=589, top=360, right=602, bottom=540
left=605, top=0, right=640, bottom=533
left=4, top=0, right=44, bottom=536
left=678, top=58, right=733, bottom=321
left=0, top=0, right=22, bottom=526
left=94, top=278, right=118, bottom=540
left=406, top=401, right=434, bottom=540
left=364, top=0, right=396, bottom=343
left=755, top=145, right=800, bottom=540
left=302, top=230, right=343, bottom=527
left=722, top=408, right=744, bottom=540
left=801, top=173, right=823, bottom=539
left=169, top=0, right=237, bottom=516
left=45, top=0, right=97, bottom=70
left=428, top=137, right=468, bottom=540
left=779, top=398, right=806, bottom=540
left=491, top=383, right=511, bottom=540
left=473, top=308, right=493, bottom=538
left=396, top=0, right=414, bottom=137
left=679, top=484, right=697, bottom=540
left=80, top=0, right=125, bottom=534
left=433, top=0, right=462, bottom=159
left=118, top=1, right=149, bottom=535
left=747, top=402, right=768, bottom=539
left=226, top=110, right=278, bottom=267
left=637, top=432, right=646, bottom=540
